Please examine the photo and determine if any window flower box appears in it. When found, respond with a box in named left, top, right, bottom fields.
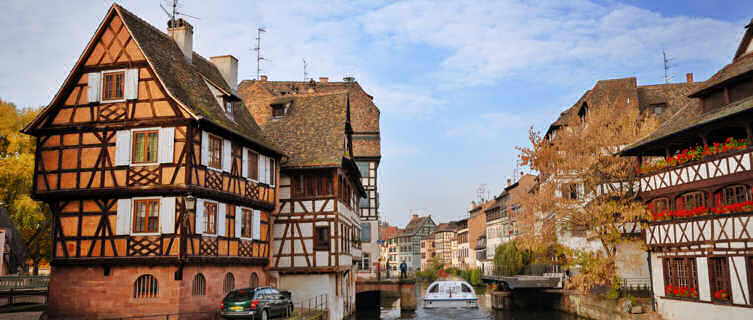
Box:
left=665, top=285, right=698, bottom=300
left=712, top=289, right=730, bottom=303
left=638, top=138, right=747, bottom=175
left=650, top=202, right=753, bottom=222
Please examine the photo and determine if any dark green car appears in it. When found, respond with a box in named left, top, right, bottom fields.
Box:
left=220, top=287, right=293, bottom=320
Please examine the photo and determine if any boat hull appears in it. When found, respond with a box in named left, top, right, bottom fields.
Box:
left=423, top=298, right=479, bottom=308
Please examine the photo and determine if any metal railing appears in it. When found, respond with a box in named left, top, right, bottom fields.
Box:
left=484, top=264, right=562, bottom=277
left=0, top=275, right=50, bottom=290
left=292, top=293, right=328, bottom=313
left=620, top=277, right=652, bottom=298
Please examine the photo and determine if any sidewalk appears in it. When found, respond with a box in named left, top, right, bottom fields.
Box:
left=0, top=311, right=42, bottom=320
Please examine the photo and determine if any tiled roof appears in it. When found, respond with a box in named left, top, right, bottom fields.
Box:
left=401, top=215, right=433, bottom=236
left=251, top=91, right=351, bottom=168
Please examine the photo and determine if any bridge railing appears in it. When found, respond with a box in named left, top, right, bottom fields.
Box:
left=0, top=275, right=50, bottom=290
left=484, top=264, right=562, bottom=277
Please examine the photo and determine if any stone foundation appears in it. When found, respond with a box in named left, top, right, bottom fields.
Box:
left=48, top=264, right=268, bottom=319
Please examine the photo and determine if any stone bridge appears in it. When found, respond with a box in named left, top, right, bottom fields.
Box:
left=355, top=278, right=416, bottom=311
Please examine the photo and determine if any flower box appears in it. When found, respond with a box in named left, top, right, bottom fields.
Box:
left=638, top=137, right=747, bottom=175
left=665, top=285, right=698, bottom=300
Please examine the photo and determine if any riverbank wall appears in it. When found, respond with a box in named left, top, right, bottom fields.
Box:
left=539, top=289, right=662, bottom=320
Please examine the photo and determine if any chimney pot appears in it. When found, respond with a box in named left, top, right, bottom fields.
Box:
left=686, top=73, right=694, bottom=83
left=319, top=77, right=328, bottom=83
left=260, top=75, right=268, bottom=82
left=167, top=18, right=193, bottom=63
left=210, top=55, right=239, bottom=90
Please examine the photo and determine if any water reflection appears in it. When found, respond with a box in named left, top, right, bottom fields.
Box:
left=352, top=283, right=582, bottom=320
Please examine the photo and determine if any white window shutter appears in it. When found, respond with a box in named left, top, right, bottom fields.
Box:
left=160, top=197, right=176, bottom=233
left=195, top=199, right=204, bottom=234
left=125, top=69, right=139, bottom=100
left=252, top=210, right=261, bottom=240
left=235, top=206, right=242, bottom=238
left=265, top=157, right=271, bottom=184
left=218, top=203, right=226, bottom=237
left=201, top=131, right=209, bottom=166
left=158, top=127, right=175, bottom=164
left=222, top=139, right=232, bottom=172
left=242, top=147, right=249, bottom=178
left=87, top=72, right=100, bottom=103
left=116, top=199, right=132, bottom=235
left=115, top=130, right=131, bottom=166
left=257, top=155, right=265, bottom=184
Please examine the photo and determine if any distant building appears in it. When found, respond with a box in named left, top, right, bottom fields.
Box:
left=455, top=219, right=470, bottom=269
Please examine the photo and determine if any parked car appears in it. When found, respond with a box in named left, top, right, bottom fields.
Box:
left=220, top=287, right=293, bottom=320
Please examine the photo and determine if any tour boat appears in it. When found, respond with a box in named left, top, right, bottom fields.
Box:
left=423, top=280, right=479, bottom=308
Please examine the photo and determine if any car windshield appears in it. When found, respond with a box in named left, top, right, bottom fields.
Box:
left=225, top=288, right=255, bottom=301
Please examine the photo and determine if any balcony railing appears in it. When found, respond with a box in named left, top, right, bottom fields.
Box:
left=639, top=147, right=753, bottom=193
left=645, top=210, right=753, bottom=248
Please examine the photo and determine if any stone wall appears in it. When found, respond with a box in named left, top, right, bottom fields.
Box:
left=540, top=290, right=660, bottom=320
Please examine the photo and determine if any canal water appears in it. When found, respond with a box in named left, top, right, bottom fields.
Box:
left=352, top=283, right=583, bottom=320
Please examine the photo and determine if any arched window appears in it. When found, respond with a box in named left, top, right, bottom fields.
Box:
left=192, top=273, right=206, bottom=296
left=715, top=184, right=751, bottom=207
left=223, top=273, right=235, bottom=293
left=133, top=274, right=158, bottom=298
left=676, top=191, right=706, bottom=210
left=250, top=272, right=259, bottom=289
left=648, top=198, right=670, bottom=214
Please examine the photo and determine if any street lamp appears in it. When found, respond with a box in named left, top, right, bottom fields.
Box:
left=185, top=195, right=196, bottom=211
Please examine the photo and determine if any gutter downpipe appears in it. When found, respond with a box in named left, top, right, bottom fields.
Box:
left=647, top=249, right=655, bottom=312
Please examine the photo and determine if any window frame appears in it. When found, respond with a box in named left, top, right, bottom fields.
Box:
left=240, top=208, right=253, bottom=239
left=247, top=150, right=259, bottom=181
left=677, top=191, right=707, bottom=210
left=131, top=128, right=160, bottom=165
left=271, top=104, right=285, bottom=118
left=223, top=272, right=235, bottom=294
left=101, top=69, right=127, bottom=103
left=192, top=273, right=206, bottom=296
left=208, top=134, right=223, bottom=170
left=132, top=198, right=161, bottom=235
left=314, top=226, right=330, bottom=251
left=133, top=274, right=159, bottom=299
left=708, top=257, right=732, bottom=303
left=204, top=201, right=218, bottom=236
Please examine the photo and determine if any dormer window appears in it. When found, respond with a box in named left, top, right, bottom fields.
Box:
left=272, top=104, right=285, bottom=118
left=651, top=103, right=666, bottom=115
left=102, top=71, right=125, bottom=101
left=224, top=101, right=232, bottom=113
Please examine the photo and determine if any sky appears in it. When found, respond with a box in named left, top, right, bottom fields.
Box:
left=1, top=0, right=752, bottom=228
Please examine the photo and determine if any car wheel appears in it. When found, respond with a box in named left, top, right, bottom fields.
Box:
left=260, top=309, right=268, bottom=320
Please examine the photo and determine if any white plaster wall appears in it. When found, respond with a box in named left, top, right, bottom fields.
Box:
left=657, top=297, right=753, bottom=320
left=650, top=254, right=664, bottom=296
left=615, top=241, right=649, bottom=278
left=730, top=256, right=750, bottom=305
left=279, top=273, right=346, bottom=320
left=697, top=257, right=711, bottom=301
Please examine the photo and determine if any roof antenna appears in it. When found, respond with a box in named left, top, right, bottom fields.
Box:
left=254, top=27, right=266, bottom=80
left=663, top=49, right=673, bottom=84
left=303, top=58, right=309, bottom=82
left=160, top=0, right=200, bottom=25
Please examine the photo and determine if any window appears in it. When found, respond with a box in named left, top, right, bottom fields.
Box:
left=719, top=185, right=751, bottom=206
left=102, top=71, right=125, bottom=101
left=677, top=191, right=706, bottom=210
left=708, top=257, right=731, bottom=302
left=651, top=103, right=667, bottom=115
left=360, top=196, right=369, bottom=209
left=250, top=272, right=259, bottom=289
left=247, top=151, right=258, bottom=180
left=204, top=202, right=217, bottom=235
left=133, top=199, right=160, bottom=233
left=294, top=175, right=332, bottom=197
left=223, top=273, right=235, bottom=293
left=269, top=158, right=276, bottom=186
left=272, top=104, right=285, bottom=117
left=315, top=226, right=330, bottom=251
left=356, top=161, right=369, bottom=177
left=241, top=209, right=253, bottom=238
left=134, top=274, right=158, bottom=298
left=208, top=135, right=223, bottom=169
left=224, top=100, right=233, bottom=113
left=192, top=273, right=206, bottom=296
left=360, top=254, right=370, bottom=271
left=649, top=198, right=670, bottom=214
left=662, top=257, right=698, bottom=298
left=132, top=130, right=158, bottom=164
left=361, top=223, right=371, bottom=242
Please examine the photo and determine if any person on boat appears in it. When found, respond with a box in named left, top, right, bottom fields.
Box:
left=400, top=259, right=407, bottom=279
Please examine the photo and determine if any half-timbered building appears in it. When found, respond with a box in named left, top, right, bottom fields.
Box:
left=621, top=20, right=753, bottom=319
left=238, top=90, right=366, bottom=320
left=238, top=76, right=381, bottom=276
left=22, top=5, right=283, bottom=319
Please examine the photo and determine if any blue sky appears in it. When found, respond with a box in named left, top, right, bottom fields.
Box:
left=1, top=0, right=752, bottom=227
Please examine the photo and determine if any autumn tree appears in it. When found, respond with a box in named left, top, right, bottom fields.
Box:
left=515, top=100, right=659, bottom=290
left=0, top=100, right=49, bottom=274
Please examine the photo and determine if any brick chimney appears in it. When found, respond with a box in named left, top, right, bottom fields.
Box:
left=260, top=75, right=268, bottom=82
left=686, top=73, right=694, bottom=83
left=210, top=55, right=238, bottom=90
left=168, top=19, right=193, bottom=63
left=319, top=77, right=328, bottom=83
